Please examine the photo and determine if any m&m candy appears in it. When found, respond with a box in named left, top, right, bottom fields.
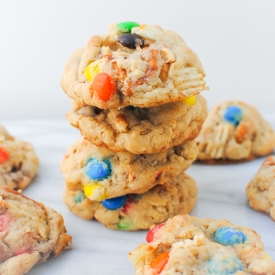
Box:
left=117, top=219, right=134, bottom=231
left=213, top=227, right=246, bottom=246
left=207, top=257, right=243, bottom=275
left=0, top=147, right=9, bottom=164
left=0, top=213, right=13, bottom=232
left=85, top=158, right=111, bottom=181
left=117, top=33, right=145, bottom=49
left=149, top=251, right=169, bottom=274
left=83, top=183, right=107, bottom=201
left=263, top=252, right=271, bottom=260
left=223, top=106, right=243, bottom=126
left=102, top=195, right=126, bottom=210
left=85, top=63, right=100, bottom=82
left=117, top=21, right=140, bottom=33
left=146, top=223, right=165, bottom=243
left=182, top=96, right=196, bottom=106
left=74, top=191, right=85, bottom=203
left=90, top=72, right=116, bottom=101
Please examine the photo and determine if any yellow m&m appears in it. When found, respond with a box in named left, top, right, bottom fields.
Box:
left=263, top=252, right=271, bottom=260
left=85, top=63, right=100, bottom=82
left=182, top=96, right=196, bottom=106
left=83, top=183, right=108, bottom=201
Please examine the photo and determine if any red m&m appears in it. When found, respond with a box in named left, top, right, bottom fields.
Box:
left=0, top=147, right=9, bottom=164
left=146, top=222, right=165, bottom=243
left=90, top=72, right=116, bottom=101
left=0, top=214, right=13, bottom=232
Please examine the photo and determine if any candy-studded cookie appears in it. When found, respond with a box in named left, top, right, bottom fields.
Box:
left=61, top=22, right=208, bottom=109
left=0, top=187, right=72, bottom=275
left=0, top=125, right=39, bottom=189
left=67, top=95, right=207, bottom=154
left=246, top=155, right=275, bottom=221
left=60, top=137, right=198, bottom=200
left=196, top=101, right=275, bottom=163
left=129, top=214, right=275, bottom=274
left=63, top=172, right=197, bottom=231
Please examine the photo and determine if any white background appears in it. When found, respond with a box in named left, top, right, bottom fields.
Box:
left=1, top=0, right=275, bottom=119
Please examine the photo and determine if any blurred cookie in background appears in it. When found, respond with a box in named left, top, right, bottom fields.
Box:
left=246, top=155, right=275, bottom=221
left=0, top=125, right=39, bottom=190
left=196, top=101, right=275, bottom=164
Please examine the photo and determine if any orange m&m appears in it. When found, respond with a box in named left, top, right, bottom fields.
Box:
left=150, top=251, right=169, bottom=274
left=0, top=147, right=9, bottom=164
left=90, top=72, right=116, bottom=101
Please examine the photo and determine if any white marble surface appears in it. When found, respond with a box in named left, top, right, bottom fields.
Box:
left=1, top=118, right=275, bottom=274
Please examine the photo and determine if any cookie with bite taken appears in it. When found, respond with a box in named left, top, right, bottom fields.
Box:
left=61, top=22, right=208, bottom=109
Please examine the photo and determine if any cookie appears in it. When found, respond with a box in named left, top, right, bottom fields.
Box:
left=61, top=22, right=208, bottom=109
left=63, top=172, right=197, bottom=231
left=67, top=95, right=207, bottom=154
left=246, top=155, right=275, bottom=221
left=0, top=125, right=39, bottom=189
left=196, top=101, right=275, bottom=163
left=60, top=137, right=198, bottom=200
left=0, top=186, right=72, bottom=275
left=129, top=214, right=275, bottom=274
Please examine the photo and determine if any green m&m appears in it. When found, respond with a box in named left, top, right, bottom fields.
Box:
left=117, top=21, right=140, bottom=33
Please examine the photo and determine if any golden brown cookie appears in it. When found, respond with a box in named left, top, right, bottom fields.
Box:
left=60, top=137, right=198, bottom=200
left=61, top=22, right=208, bottom=109
left=63, top=172, right=197, bottom=231
left=0, top=125, right=39, bottom=189
left=129, top=214, right=275, bottom=274
left=196, top=101, right=275, bottom=163
left=246, top=155, right=275, bottom=221
left=0, top=187, right=72, bottom=275
left=67, top=95, right=207, bottom=154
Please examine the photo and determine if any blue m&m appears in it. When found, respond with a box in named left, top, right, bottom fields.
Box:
left=85, top=158, right=111, bottom=180
left=223, top=106, right=243, bottom=126
left=207, top=257, right=243, bottom=275
left=102, top=195, right=127, bottom=210
left=74, top=191, right=85, bottom=203
left=213, top=227, right=246, bottom=246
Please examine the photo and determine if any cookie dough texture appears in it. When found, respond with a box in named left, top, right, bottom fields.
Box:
left=67, top=95, right=207, bottom=154
left=129, top=214, right=275, bottom=275
left=0, top=187, right=72, bottom=275
left=61, top=23, right=208, bottom=109
left=63, top=172, right=197, bottom=231
left=196, top=101, right=275, bottom=163
left=246, top=155, right=275, bottom=221
left=61, top=137, right=198, bottom=199
left=0, top=125, right=39, bottom=189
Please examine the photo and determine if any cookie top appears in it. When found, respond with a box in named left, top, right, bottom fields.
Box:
left=63, top=172, right=197, bottom=231
left=196, top=101, right=275, bottom=163
left=60, top=137, right=198, bottom=200
left=0, top=125, right=39, bottom=189
left=67, top=95, right=207, bottom=154
left=0, top=187, right=72, bottom=275
left=61, top=22, right=208, bottom=109
left=246, top=155, right=275, bottom=221
left=129, top=214, right=275, bottom=275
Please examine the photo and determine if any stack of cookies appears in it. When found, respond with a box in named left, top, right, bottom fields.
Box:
left=60, top=22, right=208, bottom=230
